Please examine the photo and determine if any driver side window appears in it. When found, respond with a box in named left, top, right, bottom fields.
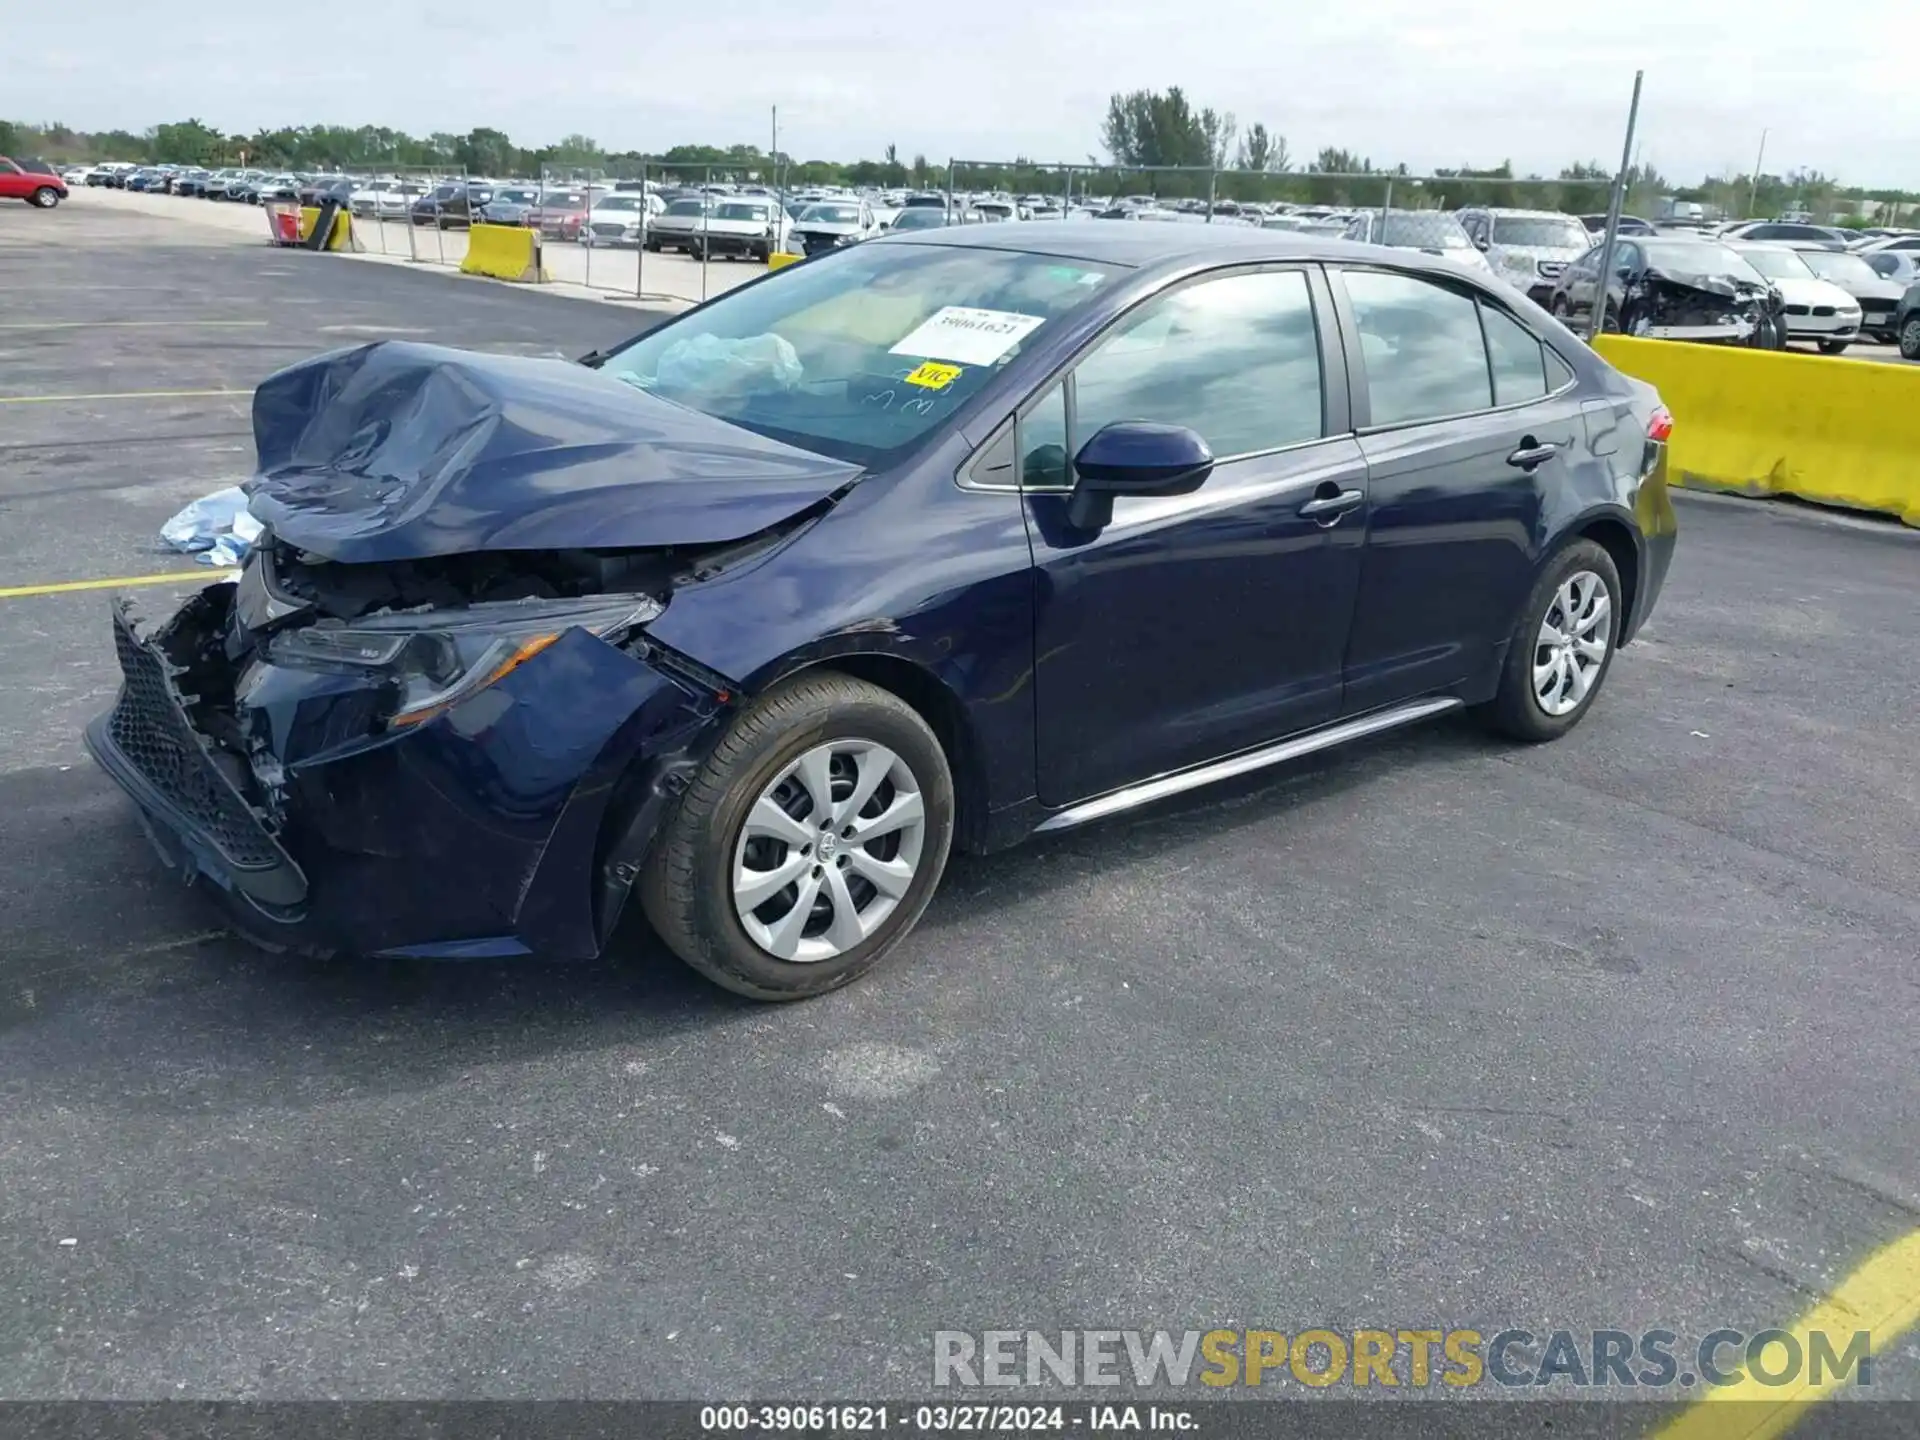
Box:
left=1014, top=269, right=1326, bottom=490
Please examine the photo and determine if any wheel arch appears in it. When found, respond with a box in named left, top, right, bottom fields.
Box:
left=1550, top=506, right=1642, bottom=645
left=764, top=650, right=989, bottom=854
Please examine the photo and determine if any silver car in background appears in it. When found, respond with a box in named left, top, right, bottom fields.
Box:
left=1456, top=207, right=1591, bottom=303
left=1341, top=209, right=1495, bottom=274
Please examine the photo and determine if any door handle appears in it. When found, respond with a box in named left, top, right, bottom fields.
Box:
left=1506, top=439, right=1560, bottom=470
left=1299, top=486, right=1364, bottom=524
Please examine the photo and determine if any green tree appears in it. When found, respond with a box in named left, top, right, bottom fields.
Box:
left=1101, top=87, right=1234, bottom=172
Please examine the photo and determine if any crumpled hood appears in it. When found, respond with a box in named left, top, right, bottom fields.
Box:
left=246, top=341, right=863, bottom=564
left=1644, top=265, right=1770, bottom=302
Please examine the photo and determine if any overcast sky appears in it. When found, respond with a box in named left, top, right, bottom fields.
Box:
left=15, top=0, right=1919, bottom=188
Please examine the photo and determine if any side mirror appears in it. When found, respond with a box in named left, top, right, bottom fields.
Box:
left=1066, top=422, right=1214, bottom=530
left=1474, top=237, right=1490, bottom=251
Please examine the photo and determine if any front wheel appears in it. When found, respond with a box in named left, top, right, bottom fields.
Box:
left=1818, top=338, right=1851, bottom=356
left=29, top=186, right=62, bottom=209
left=1482, top=539, right=1623, bottom=742
left=640, top=672, right=955, bottom=1000
left=1900, top=316, right=1920, bottom=361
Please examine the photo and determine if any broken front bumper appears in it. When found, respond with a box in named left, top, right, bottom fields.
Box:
left=84, top=584, right=724, bottom=960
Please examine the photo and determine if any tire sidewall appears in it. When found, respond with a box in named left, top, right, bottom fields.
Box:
left=31, top=187, right=60, bottom=209
left=655, top=690, right=954, bottom=997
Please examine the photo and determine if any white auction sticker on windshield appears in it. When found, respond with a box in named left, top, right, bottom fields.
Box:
left=889, top=307, right=1047, bottom=366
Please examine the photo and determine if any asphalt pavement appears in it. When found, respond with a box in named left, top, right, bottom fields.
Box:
left=2, top=202, right=1918, bottom=1414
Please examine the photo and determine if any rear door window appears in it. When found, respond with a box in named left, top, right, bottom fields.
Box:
left=1340, top=269, right=1492, bottom=427
left=1480, top=304, right=1550, bottom=406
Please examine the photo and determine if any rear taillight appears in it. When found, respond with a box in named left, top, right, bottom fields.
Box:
left=1647, top=406, right=1674, bottom=443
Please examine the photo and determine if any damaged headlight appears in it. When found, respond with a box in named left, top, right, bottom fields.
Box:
left=267, top=596, right=659, bottom=729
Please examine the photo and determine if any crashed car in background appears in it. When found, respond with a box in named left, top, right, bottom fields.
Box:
left=1548, top=236, right=1788, bottom=347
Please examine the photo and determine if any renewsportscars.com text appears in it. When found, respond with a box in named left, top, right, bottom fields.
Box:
left=932, top=1328, right=1873, bottom=1390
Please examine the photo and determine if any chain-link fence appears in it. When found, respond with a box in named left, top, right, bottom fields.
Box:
left=347, top=165, right=470, bottom=265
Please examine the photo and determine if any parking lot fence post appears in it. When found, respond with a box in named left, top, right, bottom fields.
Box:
left=635, top=160, right=648, bottom=301
left=1381, top=176, right=1394, bottom=240
left=1206, top=167, right=1217, bottom=222
left=701, top=165, right=713, bottom=301
left=945, top=161, right=955, bottom=222
left=582, top=164, right=595, bottom=291
left=1590, top=70, right=1645, bottom=343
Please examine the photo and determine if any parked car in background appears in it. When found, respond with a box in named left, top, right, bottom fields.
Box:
left=646, top=196, right=712, bottom=253
left=1787, top=245, right=1906, bottom=342
left=1341, top=209, right=1493, bottom=274
left=81, top=223, right=1676, bottom=1000
left=370, top=181, right=428, bottom=219
left=1718, top=220, right=1850, bottom=250
left=299, top=177, right=357, bottom=210
left=1893, top=283, right=1920, bottom=359
left=476, top=185, right=543, bottom=225
left=577, top=191, right=659, bottom=246
left=1581, top=215, right=1658, bottom=235
left=250, top=175, right=301, bottom=205
left=690, top=197, right=793, bottom=261
left=410, top=182, right=464, bottom=226
left=790, top=200, right=881, bottom=255
left=1860, top=247, right=1920, bottom=287
left=1549, top=236, right=1786, bottom=347
left=0, top=158, right=68, bottom=208
left=1457, top=207, right=1591, bottom=303
left=173, top=168, right=214, bottom=197
left=1724, top=242, right=1862, bottom=353
left=530, top=189, right=593, bottom=242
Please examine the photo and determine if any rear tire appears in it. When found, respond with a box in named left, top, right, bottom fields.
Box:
left=1901, top=317, right=1920, bottom=361
left=1482, top=539, right=1623, bottom=743
left=640, top=672, right=955, bottom=1001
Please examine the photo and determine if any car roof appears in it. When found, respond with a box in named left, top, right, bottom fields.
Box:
left=878, top=220, right=1490, bottom=273
left=1468, top=207, right=1579, bottom=218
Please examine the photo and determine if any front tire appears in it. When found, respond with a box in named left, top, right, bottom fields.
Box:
left=1898, top=317, right=1920, bottom=360
left=1482, top=539, right=1622, bottom=742
left=29, top=186, right=62, bottom=209
left=640, top=672, right=955, bottom=1001
left=1818, top=338, right=1851, bottom=356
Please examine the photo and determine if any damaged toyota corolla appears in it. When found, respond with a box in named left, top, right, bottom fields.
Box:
left=87, top=225, right=1677, bottom=999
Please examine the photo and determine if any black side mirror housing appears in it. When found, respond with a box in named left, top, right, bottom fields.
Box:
left=1066, top=421, right=1214, bottom=530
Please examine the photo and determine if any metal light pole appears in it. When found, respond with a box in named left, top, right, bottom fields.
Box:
left=1748, top=128, right=1768, bottom=219
left=1589, top=70, right=1644, bottom=343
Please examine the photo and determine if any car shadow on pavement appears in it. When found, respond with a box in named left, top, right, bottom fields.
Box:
left=0, top=712, right=1508, bottom=1103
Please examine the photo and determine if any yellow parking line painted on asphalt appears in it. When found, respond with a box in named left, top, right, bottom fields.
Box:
left=0, top=569, right=235, bottom=600
left=0, top=388, right=252, bottom=405
left=1656, top=1226, right=1920, bottom=1440
left=0, top=320, right=268, bottom=331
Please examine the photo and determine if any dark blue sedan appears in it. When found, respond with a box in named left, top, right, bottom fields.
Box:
left=86, top=224, right=1677, bottom=999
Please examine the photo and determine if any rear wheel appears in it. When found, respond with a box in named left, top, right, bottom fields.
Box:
left=28, top=186, right=62, bottom=209
left=1482, top=540, right=1622, bottom=743
left=640, top=672, right=955, bottom=1001
left=1901, top=316, right=1920, bottom=361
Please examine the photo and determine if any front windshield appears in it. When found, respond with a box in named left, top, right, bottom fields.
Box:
left=1735, top=247, right=1814, bottom=281
left=598, top=243, right=1116, bottom=466
left=1798, top=250, right=1879, bottom=286
left=597, top=196, right=643, bottom=212
left=716, top=203, right=771, bottom=221
left=666, top=199, right=707, bottom=216
left=1643, top=242, right=1764, bottom=283
left=498, top=188, right=538, bottom=204
left=1493, top=216, right=1588, bottom=250
left=802, top=205, right=862, bottom=224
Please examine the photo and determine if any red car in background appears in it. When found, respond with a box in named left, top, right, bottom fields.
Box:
left=527, top=188, right=593, bottom=242
left=0, top=158, right=67, bottom=208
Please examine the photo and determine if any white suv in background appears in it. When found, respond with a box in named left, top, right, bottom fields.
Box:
left=1456, top=208, right=1592, bottom=304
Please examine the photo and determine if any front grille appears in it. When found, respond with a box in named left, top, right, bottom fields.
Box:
left=591, top=222, right=627, bottom=237
left=1812, top=305, right=1836, bottom=318
left=1537, top=261, right=1566, bottom=278
left=1863, top=300, right=1895, bottom=316
left=1785, top=304, right=1810, bottom=316
left=106, top=610, right=280, bottom=870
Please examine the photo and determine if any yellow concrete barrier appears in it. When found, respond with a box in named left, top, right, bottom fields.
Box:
left=1594, top=335, right=1920, bottom=528
left=297, top=206, right=354, bottom=252
left=460, top=223, right=547, bottom=283
left=768, top=251, right=803, bottom=271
